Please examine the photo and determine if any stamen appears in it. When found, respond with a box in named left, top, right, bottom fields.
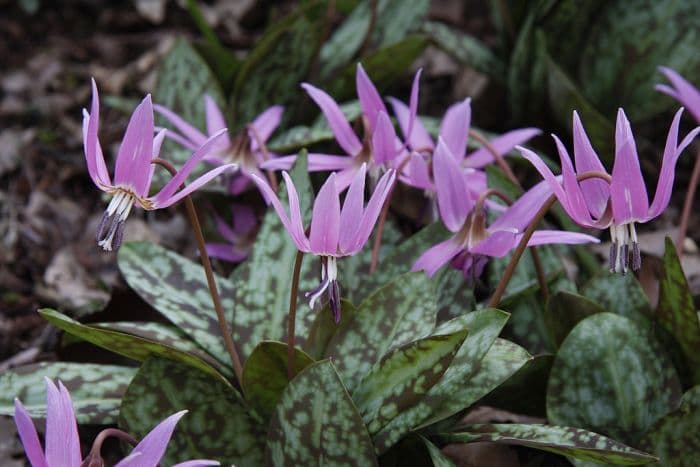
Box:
left=632, top=242, right=641, bottom=271
left=621, top=243, right=629, bottom=274
left=96, top=190, right=135, bottom=251
left=609, top=242, right=617, bottom=273
left=329, top=280, right=341, bottom=323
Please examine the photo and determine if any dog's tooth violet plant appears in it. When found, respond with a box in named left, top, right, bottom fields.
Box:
left=84, top=80, right=236, bottom=251
left=519, top=108, right=700, bottom=273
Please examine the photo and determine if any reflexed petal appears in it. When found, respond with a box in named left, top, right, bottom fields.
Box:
left=310, top=173, right=341, bottom=254
left=526, top=230, right=600, bottom=246
left=232, top=203, right=257, bottom=235
left=330, top=167, right=360, bottom=192
left=114, top=94, right=155, bottom=196
left=204, top=95, right=227, bottom=136
left=250, top=105, right=284, bottom=151
left=154, top=163, right=236, bottom=209
left=648, top=108, right=700, bottom=219
left=412, top=236, right=463, bottom=277
left=152, top=129, right=229, bottom=205
left=356, top=63, right=387, bottom=129
left=307, top=153, right=355, bottom=171
left=153, top=104, right=209, bottom=148
left=553, top=135, right=598, bottom=226
left=610, top=109, right=649, bottom=224
left=283, top=171, right=311, bottom=251
left=490, top=179, right=552, bottom=232
left=156, top=127, right=200, bottom=151
left=172, top=461, right=220, bottom=467
left=372, top=111, right=398, bottom=165
left=434, top=138, right=472, bottom=232
left=463, top=128, right=540, bottom=168
left=657, top=67, right=700, bottom=122
left=45, top=379, right=81, bottom=467
left=205, top=243, right=248, bottom=263
left=339, top=164, right=367, bottom=252
left=518, top=146, right=572, bottom=215
left=114, top=411, right=187, bottom=467
left=471, top=230, right=518, bottom=257
left=572, top=111, right=609, bottom=218
left=13, top=399, right=48, bottom=467
left=302, top=83, right=362, bottom=156
left=261, top=154, right=297, bottom=171
left=83, top=79, right=111, bottom=188
left=347, top=169, right=395, bottom=252
left=439, top=98, right=471, bottom=162
left=399, top=152, right=432, bottom=190
left=405, top=69, right=429, bottom=150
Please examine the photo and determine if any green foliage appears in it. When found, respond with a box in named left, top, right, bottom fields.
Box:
left=581, top=273, right=651, bottom=323
left=0, top=362, right=135, bottom=424
left=544, top=291, right=606, bottom=348
left=266, top=360, right=378, bottom=466
left=547, top=313, right=681, bottom=445
left=120, top=357, right=264, bottom=466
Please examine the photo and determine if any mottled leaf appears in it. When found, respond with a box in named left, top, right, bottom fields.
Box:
left=657, top=237, right=700, bottom=385
left=266, top=360, right=378, bottom=466
left=547, top=313, right=681, bottom=444
left=241, top=341, right=314, bottom=421
left=374, top=312, right=523, bottom=454
left=579, top=0, right=700, bottom=120
left=118, top=241, right=232, bottom=368
left=153, top=38, right=225, bottom=188
left=0, top=362, right=135, bottom=425
left=39, top=309, right=229, bottom=385
left=420, top=435, right=456, bottom=467
left=507, top=16, right=548, bottom=120
left=432, top=266, right=476, bottom=324
left=640, top=385, right=700, bottom=466
left=305, top=299, right=357, bottom=359
left=120, top=357, right=263, bottom=466
left=352, top=329, right=468, bottom=435
left=421, top=21, right=504, bottom=78
left=544, top=291, right=606, bottom=348
left=324, top=271, right=437, bottom=391
left=230, top=152, right=319, bottom=358
left=442, top=424, right=657, bottom=465
left=581, top=273, right=651, bottom=323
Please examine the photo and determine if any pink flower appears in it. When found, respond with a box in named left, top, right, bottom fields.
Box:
left=519, top=108, right=699, bottom=273
left=251, top=164, right=395, bottom=321
left=154, top=95, right=284, bottom=195
left=412, top=138, right=598, bottom=278
left=205, top=203, right=257, bottom=263
left=13, top=378, right=219, bottom=467
left=657, top=67, right=700, bottom=123
left=83, top=80, right=235, bottom=251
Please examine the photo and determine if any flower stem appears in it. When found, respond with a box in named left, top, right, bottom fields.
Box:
left=153, top=158, right=243, bottom=385
left=82, top=428, right=138, bottom=467
left=488, top=171, right=612, bottom=308
left=287, top=250, right=305, bottom=379
left=676, top=147, right=700, bottom=257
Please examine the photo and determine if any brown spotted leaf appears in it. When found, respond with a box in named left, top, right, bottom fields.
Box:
left=39, top=309, right=229, bottom=385
left=241, top=341, right=314, bottom=422
left=544, top=291, right=606, bottom=348
left=325, top=271, right=438, bottom=391
left=581, top=272, right=651, bottom=323
left=657, top=237, right=700, bottom=385
left=120, top=357, right=264, bottom=466
left=352, top=329, right=469, bottom=436
left=441, top=424, right=657, bottom=465
left=265, top=360, right=378, bottom=466
left=305, top=299, right=357, bottom=359
left=547, top=313, right=681, bottom=445
left=0, top=362, right=135, bottom=425
left=420, top=435, right=457, bottom=467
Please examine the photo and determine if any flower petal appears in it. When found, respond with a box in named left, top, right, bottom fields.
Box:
left=489, top=179, right=553, bottom=232
left=250, top=105, right=284, bottom=150
left=471, top=230, right=518, bottom=257
left=648, top=108, right=700, bottom=219
left=204, top=95, right=227, bottom=137
left=348, top=169, right=395, bottom=252
left=356, top=63, right=387, bottom=130
left=13, top=398, right=49, bottom=467
left=309, top=173, right=341, bottom=254
left=115, top=411, right=187, bottom=467
left=153, top=163, right=236, bottom=209
left=83, top=79, right=112, bottom=189
left=570, top=111, right=609, bottom=219
left=553, top=134, right=598, bottom=226
left=307, top=153, right=355, bottom=171
left=45, top=379, right=81, bottom=467
left=399, top=152, right=432, bottom=190
left=302, top=83, right=362, bottom=156
left=526, top=230, right=600, bottom=246
left=439, top=98, right=471, bottom=162
left=412, top=236, right=463, bottom=277
left=657, top=67, right=700, bottom=123
left=518, top=146, right=571, bottom=214
left=172, top=461, right=221, bottom=467
left=113, top=94, right=155, bottom=196
left=205, top=243, right=248, bottom=263
left=434, top=137, right=472, bottom=232
left=610, top=109, right=649, bottom=224
left=463, top=128, right=541, bottom=168
left=372, top=111, right=399, bottom=165
left=153, top=104, right=209, bottom=148
left=339, top=163, right=367, bottom=252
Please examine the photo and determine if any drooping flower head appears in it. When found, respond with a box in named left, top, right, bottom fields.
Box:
left=251, top=164, right=395, bottom=321
left=13, top=377, right=219, bottom=467
left=155, top=95, right=284, bottom=195
left=263, top=64, right=403, bottom=190
left=83, top=80, right=236, bottom=251
left=412, top=138, right=598, bottom=279
left=519, top=108, right=700, bottom=273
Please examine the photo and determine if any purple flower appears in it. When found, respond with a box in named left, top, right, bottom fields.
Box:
left=412, top=138, right=598, bottom=278
left=205, top=203, right=257, bottom=263
left=264, top=64, right=403, bottom=190
left=83, top=80, right=235, bottom=251
left=388, top=71, right=541, bottom=191
left=251, top=164, right=395, bottom=321
left=657, top=67, right=700, bottom=123
left=519, top=108, right=699, bottom=273
left=13, top=378, right=219, bottom=467
left=154, top=95, right=284, bottom=195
